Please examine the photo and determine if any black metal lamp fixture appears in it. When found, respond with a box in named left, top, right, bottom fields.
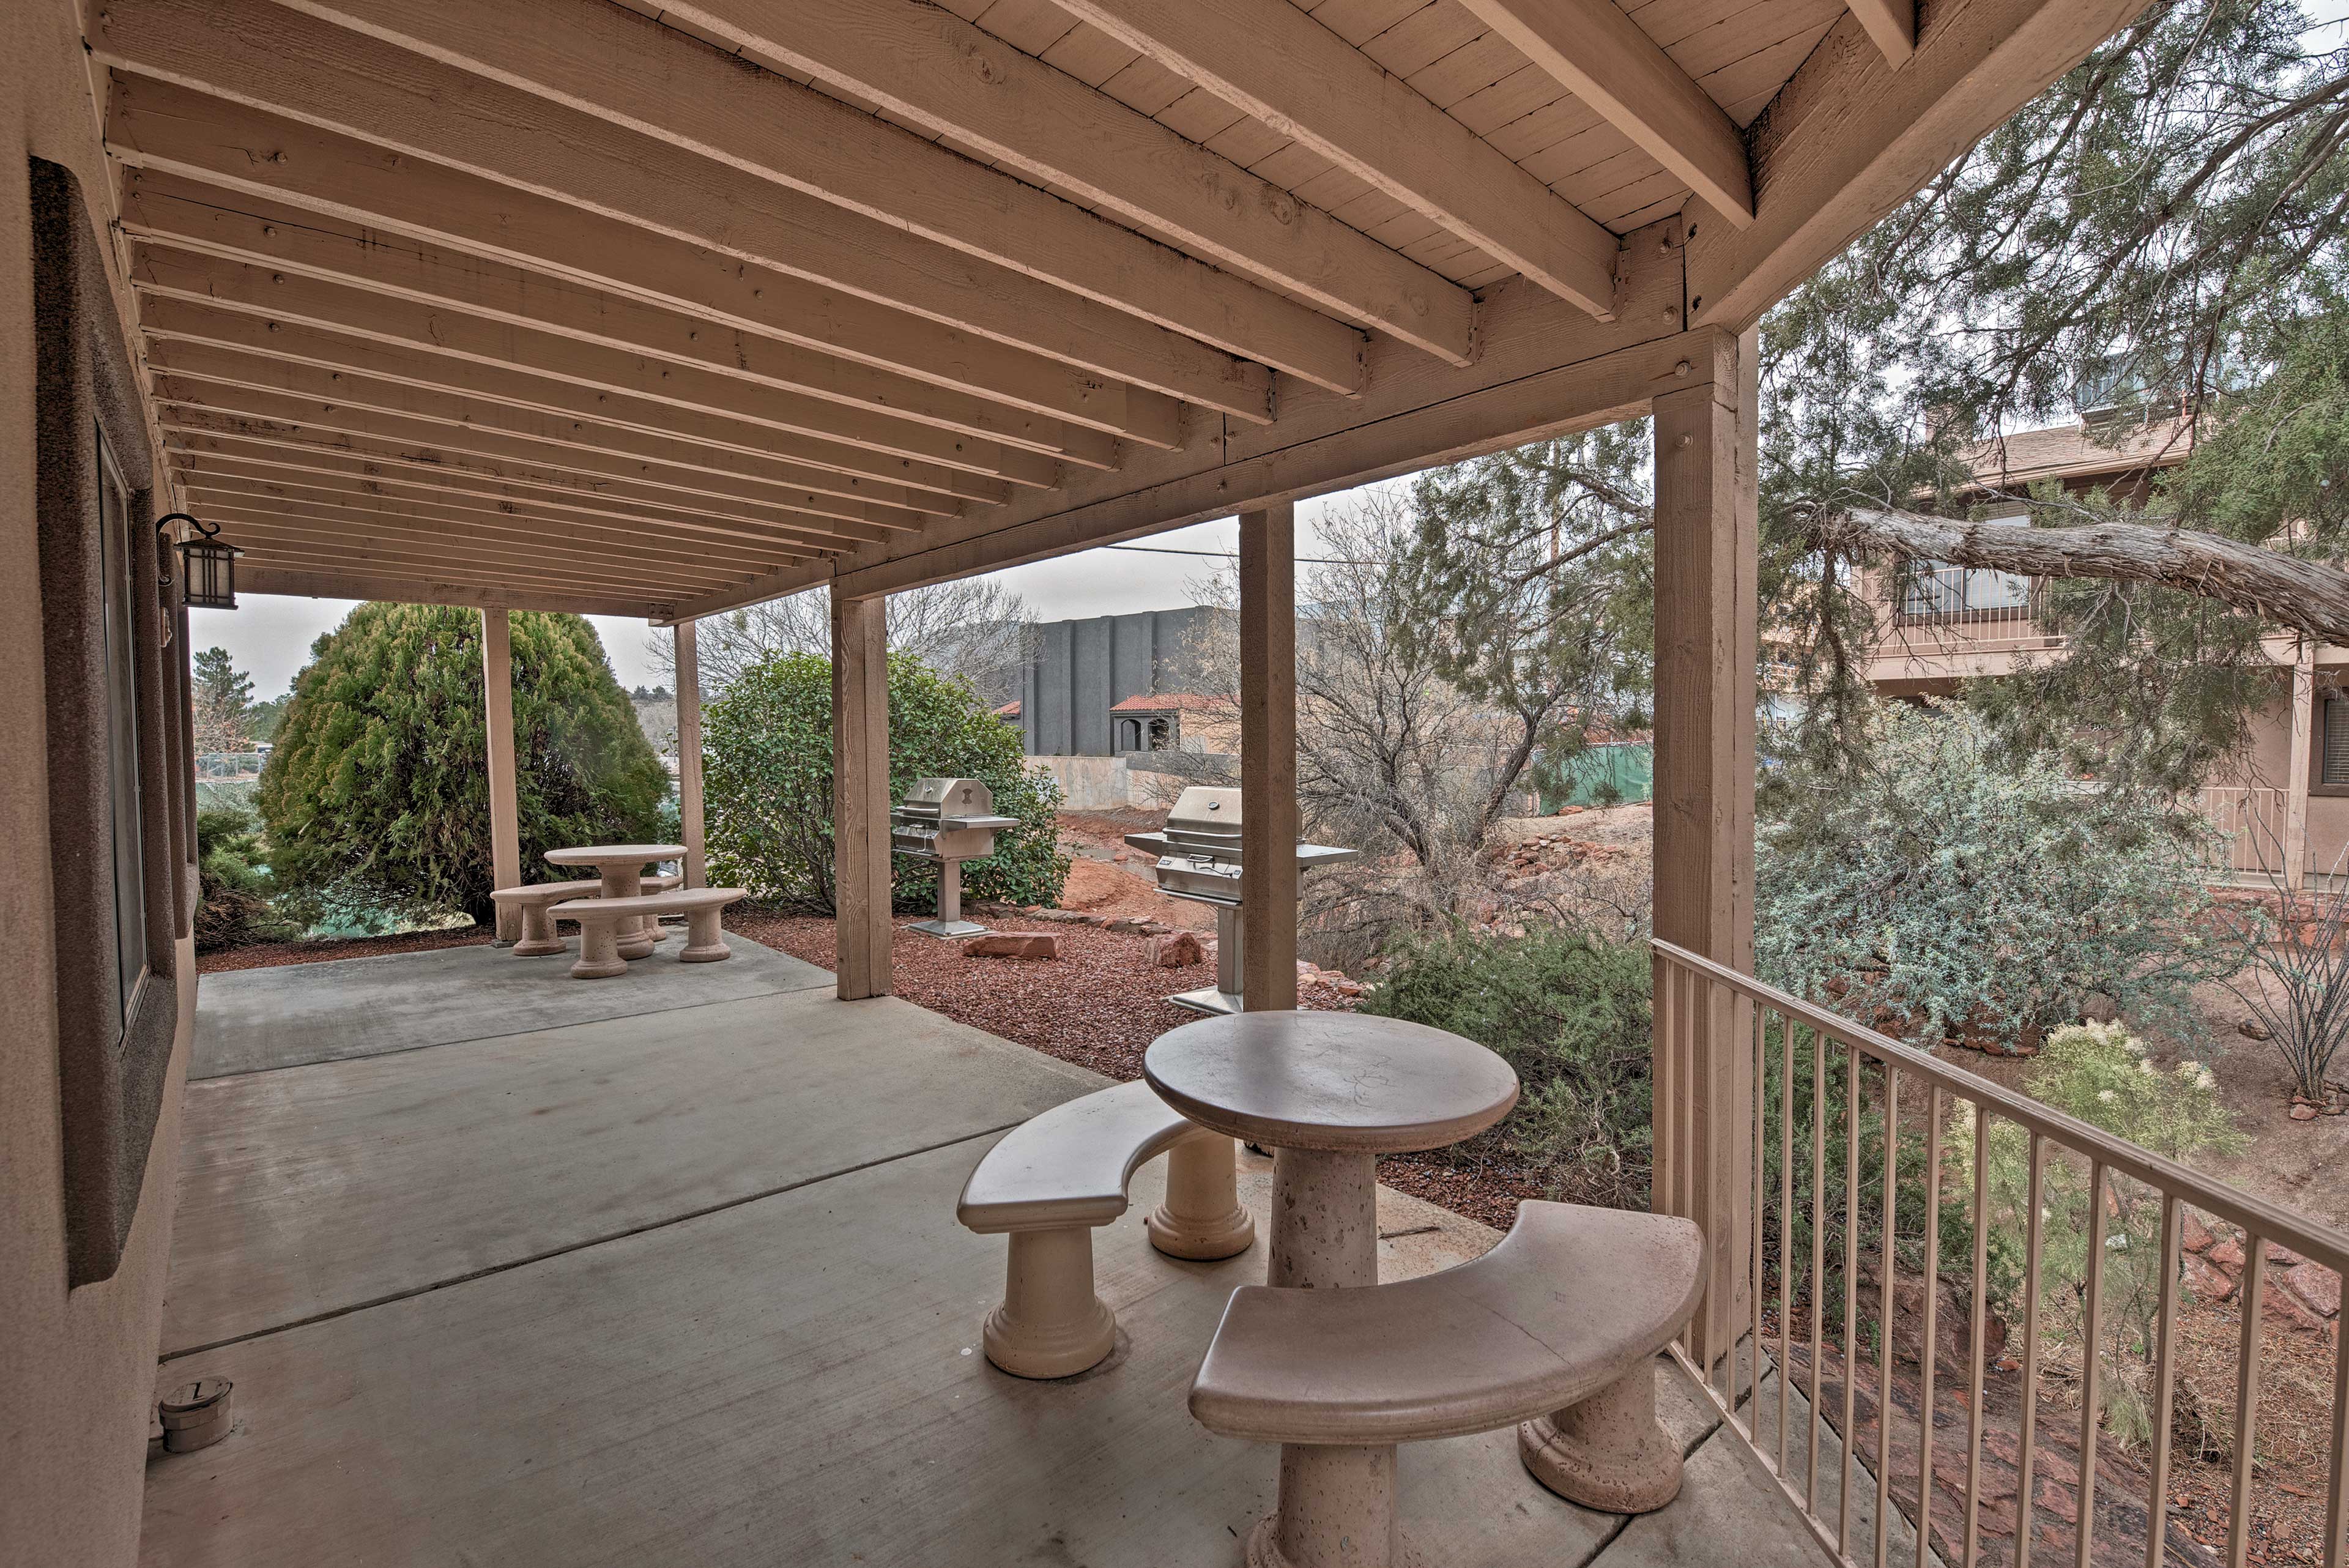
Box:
left=158, top=512, right=241, bottom=611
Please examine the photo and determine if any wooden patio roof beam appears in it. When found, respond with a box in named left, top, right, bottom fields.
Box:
left=177, top=461, right=842, bottom=558
left=1845, top=0, right=1919, bottom=66
left=196, top=514, right=748, bottom=596
left=91, top=0, right=1274, bottom=422
left=238, top=563, right=667, bottom=619
left=155, top=406, right=927, bottom=538
left=150, top=386, right=945, bottom=531
left=1050, top=0, right=1621, bottom=319
left=144, top=346, right=995, bottom=510
left=266, top=0, right=1354, bottom=398
left=655, top=0, right=1477, bottom=364
left=119, top=179, right=1180, bottom=450
left=134, top=299, right=1064, bottom=496
left=163, top=427, right=899, bottom=547
left=1454, top=0, right=1755, bottom=226
left=130, top=246, right=1114, bottom=475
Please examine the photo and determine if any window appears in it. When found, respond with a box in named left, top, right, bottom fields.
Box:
left=97, top=425, right=148, bottom=1034
left=1899, top=562, right=2034, bottom=619
left=2324, top=696, right=2349, bottom=788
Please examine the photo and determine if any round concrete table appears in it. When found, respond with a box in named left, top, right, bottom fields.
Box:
left=1144, top=1012, right=1518, bottom=1291
left=544, top=844, right=686, bottom=960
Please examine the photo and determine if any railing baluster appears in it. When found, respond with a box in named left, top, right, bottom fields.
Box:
left=1964, top=1105, right=1991, bottom=1568
left=1654, top=951, right=1675, bottom=1235
left=1841, top=1042, right=1862, bottom=1560
left=1877, top=1061, right=1900, bottom=1568
left=1918, top=1087, right=1945, bottom=1568
left=1750, top=996, right=1766, bottom=1422
left=2325, top=1285, right=2348, bottom=1568
left=2147, top=1197, right=2181, bottom=1568
left=2077, top=1161, right=2109, bottom=1568
left=1809, top=1022, right=1828, bottom=1515
left=1780, top=1009, right=1797, bottom=1476
left=2017, top=1134, right=2048, bottom=1568
left=2228, top=1239, right=2268, bottom=1568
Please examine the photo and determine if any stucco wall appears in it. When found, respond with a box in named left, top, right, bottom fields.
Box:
left=1, top=9, right=194, bottom=1564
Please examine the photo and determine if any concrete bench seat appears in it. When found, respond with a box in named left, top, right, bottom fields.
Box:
left=957, top=1079, right=1255, bottom=1378
left=488, top=880, right=603, bottom=957
left=1190, top=1201, right=1704, bottom=1567
left=551, top=887, right=746, bottom=979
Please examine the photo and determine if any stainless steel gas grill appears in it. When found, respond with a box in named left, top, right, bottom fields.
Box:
left=891, top=777, right=1019, bottom=938
left=1123, top=786, right=1356, bottom=1014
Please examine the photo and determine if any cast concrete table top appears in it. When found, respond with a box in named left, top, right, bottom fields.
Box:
left=1145, top=1013, right=1516, bottom=1290
left=544, top=844, right=688, bottom=960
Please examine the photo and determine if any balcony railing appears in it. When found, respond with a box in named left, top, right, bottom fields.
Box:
left=1894, top=564, right=2050, bottom=630
left=2200, top=786, right=2292, bottom=879
left=1652, top=938, right=2349, bottom=1568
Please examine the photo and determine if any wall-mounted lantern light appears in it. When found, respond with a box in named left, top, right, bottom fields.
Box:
left=158, top=513, right=240, bottom=611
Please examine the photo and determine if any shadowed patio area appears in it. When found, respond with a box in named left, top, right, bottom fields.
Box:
left=144, top=946, right=1832, bottom=1567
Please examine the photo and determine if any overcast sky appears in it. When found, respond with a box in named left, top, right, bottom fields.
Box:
left=190, top=486, right=1386, bottom=697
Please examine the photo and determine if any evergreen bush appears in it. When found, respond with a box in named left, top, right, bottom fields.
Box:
left=1361, top=923, right=1653, bottom=1208
left=702, top=649, right=1067, bottom=912
left=193, top=806, right=292, bottom=950
left=258, top=604, right=666, bottom=928
left=1758, top=704, right=2235, bottom=1053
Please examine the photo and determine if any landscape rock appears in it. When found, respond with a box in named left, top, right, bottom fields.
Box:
left=2207, top=1237, right=2247, bottom=1272
left=2291, top=1102, right=2320, bottom=1121
left=2183, top=1252, right=2237, bottom=1303
left=1102, top=916, right=1155, bottom=935
left=967, top=932, right=1058, bottom=959
left=2238, top=1016, right=2271, bottom=1041
left=2181, top=1211, right=2217, bottom=1255
left=2080, top=992, right=2120, bottom=1024
left=1147, top=931, right=1203, bottom=968
left=2283, top=1265, right=2342, bottom=1320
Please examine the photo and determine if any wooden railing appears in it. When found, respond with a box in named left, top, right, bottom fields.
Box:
left=1652, top=939, right=2349, bottom=1568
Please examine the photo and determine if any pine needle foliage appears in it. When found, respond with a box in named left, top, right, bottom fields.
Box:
left=258, top=604, right=666, bottom=927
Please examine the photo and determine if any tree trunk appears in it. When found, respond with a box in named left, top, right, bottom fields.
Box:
left=1816, top=506, right=2349, bottom=646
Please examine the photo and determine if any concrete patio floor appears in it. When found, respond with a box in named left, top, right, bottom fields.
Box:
left=143, top=943, right=1838, bottom=1567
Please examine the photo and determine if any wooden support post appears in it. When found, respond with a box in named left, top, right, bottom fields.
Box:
left=1239, top=503, right=1299, bottom=1013
left=674, top=619, right=707, bottom=888
left=1650, top=327, right=1757, bottom=1372
left=481, top=607, right=522, bottom=941
left=2287, top=644, right=2314, bottom=891
left=831, top=586, right=892, bottom=1000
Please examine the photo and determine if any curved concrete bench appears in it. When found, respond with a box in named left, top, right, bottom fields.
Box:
left=1190, top=1202, right=1704, bottom=1566
left=488, top=880, right=603, bottom=957
left=551, top=887, right=746, bottom=978
left=957, top=1079, right=1256, bottom=1378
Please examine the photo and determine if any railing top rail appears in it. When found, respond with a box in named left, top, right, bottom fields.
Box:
left=1652, top=938, right=2349, bottom=1275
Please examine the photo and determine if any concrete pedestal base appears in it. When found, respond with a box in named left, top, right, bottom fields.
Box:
left=1517, top=1365, right=1684, bottom=1514
left=617, top=928, right=658, bottom=960
left=678, top=907, right=731, bottom=962
left=570, top=921, right=630, bottom=979
left=1144, top=1135, right=1255, bottom=1260
left=1269, top=1148, right=1376, bottom=1289
left=1243, top=1443, right=1425, bottom=1568
left=981, top=1227, right=1115, bottom=1379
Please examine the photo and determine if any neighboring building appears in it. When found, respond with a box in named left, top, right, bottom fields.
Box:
left=1011, top=607, right=1229, bottom=757
left=1860, top=417, right=2339, bottom=884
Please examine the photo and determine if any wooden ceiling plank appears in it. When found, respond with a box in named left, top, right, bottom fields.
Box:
left=150, top=379, right=944, bottom=529
left=90, top=2, right=1275, bottom=423
left=193, top=512, right=752, bottom=596
left=1048, top=0, right=1622, bottom=316
left=128, top=242, right=1111, bottom=475
left=1843, top=0, right=1917, bottom=67
left=134, top=296, right=1067, bottom=495
left=266, top=0, right=1333, bottom=401
left=144, top=343, right=998, bottom=510
left=237, top=562, right=666, bottom=619
left=163, top=427, right=892, bottom=548
left=1453, top=0, right=1753, bottom=225
left=650, top=0, right=1477, bottom=363
left=121, top=177, right=1181, bottom=450
left=156, top=401, right=926, bottom=537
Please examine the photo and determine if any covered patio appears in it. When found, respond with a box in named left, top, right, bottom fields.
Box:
left=145, top=942, right=1857, bottom=1567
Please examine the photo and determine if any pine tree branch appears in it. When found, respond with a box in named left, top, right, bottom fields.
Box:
left=1814, top=506, right=2349, bottom=645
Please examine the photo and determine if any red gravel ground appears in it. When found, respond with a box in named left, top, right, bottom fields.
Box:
left=197, top=925, right=489, bottom=974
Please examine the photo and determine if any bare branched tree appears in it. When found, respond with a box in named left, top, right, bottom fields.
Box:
left=647, top=577, right=1035, bottom=703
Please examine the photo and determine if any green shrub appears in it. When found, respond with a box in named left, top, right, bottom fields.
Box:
left=259, top=605, right=667, bottom=928
left=1362, top=923, right=1652, bottom=1208
left=1758, top=704, right=2234, bottom=1052
left=1954, top=1020, right=2244, bottom=1449
left=193, top=806, right=293, bottom=950
left=702, top=649, right=1067, bottom=912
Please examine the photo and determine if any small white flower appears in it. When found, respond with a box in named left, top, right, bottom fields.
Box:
left=2138, top=1060, right=2157, bottom=1076
left=2097, top=1088, right=2117, bottom=1104
left=2197, top=1069, right=2217, bottom=1092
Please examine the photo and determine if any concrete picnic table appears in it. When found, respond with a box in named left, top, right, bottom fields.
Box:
left=543, top=843, right=687, bottom=960
left=1143, top=1011, right=1518, bottom=1291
